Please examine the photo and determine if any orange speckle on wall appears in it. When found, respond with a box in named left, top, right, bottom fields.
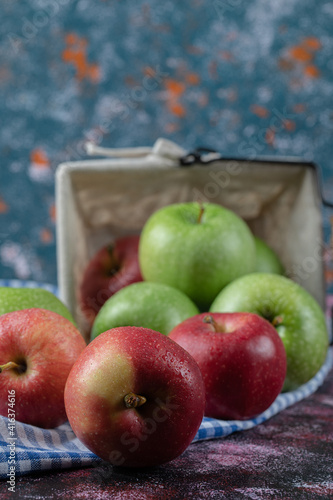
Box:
left=226, top=31, right=238, bottom=41
left=209, top=60, right=218, bottom=80
left=165, top=79, right=186, bottom=97
left=186, top=45, right=204, bottom=55
left=227, top=89, right=238, bottom=102
left=325, top=268, right=333, bottom=283
left=250, top=105, right=269, bottom=119
left=143, top=66, right=155, bottom=77
left=285, top=37, right=322, bottom=79
left=283, top=120, right=296, bottom=132
left=164, top=122, right=180, bottom=134
left=62, top=33, right=100, bottom=83
left=186, top=73, right=200, bottom=85
left=288, top=45, right=313, bottom=63
left=30, top=148, right=50, bottom=169
left=89, top=63, right=100, bottom=83
left=0, top=66, right=12, bottom=84
left=289, top=77, right=303, bottom=90
left=219, top=51, right=234, bottom=62
left=165, top=79, right=186, bottom=118
left=198, top=92, right=209, bottom=108
left=65, top=33, right=80, bottom=46
left=302, top=37, right=322, bottom=51
left=304, top=65, right=320, bottom=79
left=49, top=204, right=56, bottom=223
left=168, top=102, right=186, bottom=117
left=278, top=57, right=294, bottom=71
left=0, top=197, right=8, bottom=214
left=265, top=128, right=275, bottom=147
left=40, top=228, right=53, bottom=244
left=293, top=103, right=307, bottom=113
left=124, top=75, right=138, bottom=87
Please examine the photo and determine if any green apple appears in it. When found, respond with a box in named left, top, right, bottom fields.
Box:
left=254, top=236, right=284, bottom=274
left=139, top=202, right=256, bottom=310
left=210, top=273, right=329, bottom=392
left=0, top=287, right=75, bottom=325
left=91, top=281, right=199, bottom=340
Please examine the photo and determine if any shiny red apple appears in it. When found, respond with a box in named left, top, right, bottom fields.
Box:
left=0, top=308, right=86, bottom=428
left=64, top=326, right=205, bottom=467
left=79, top=235, right=143, bottom=326
left=169, top=312, right=287, bottom=420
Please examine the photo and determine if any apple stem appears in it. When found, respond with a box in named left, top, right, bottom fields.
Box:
left=0, top=362, right=21, bottom=373
left=107, top=244, right=114, bottom=254
left=272, top=315, right=283, bottom=327
left=197, top=203, right=205, bottom=224
left=106, top=244, right=120, bottom=276
left=124, top=392, right=147, bottom=409
left=203, top=314, right=220, bottom=332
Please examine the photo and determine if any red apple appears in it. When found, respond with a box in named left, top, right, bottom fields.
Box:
left=79, top=235, right=143, bottom=326
left=64, top=326, right=205, bottom=467
left=0, top=308, right=86, bottom=428
left=169, top=312, right=287, bottom=420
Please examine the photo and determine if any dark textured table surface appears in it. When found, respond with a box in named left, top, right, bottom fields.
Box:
left=0, top=362, right=332, bottom=499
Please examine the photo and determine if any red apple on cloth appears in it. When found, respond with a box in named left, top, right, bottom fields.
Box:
left=169, top=312, right=287, bottom=420
left=65, top=326, right=205, bottom=468
left=79, top=235, right=143, bottom=326
left=0, top=308, right=86, bottom=428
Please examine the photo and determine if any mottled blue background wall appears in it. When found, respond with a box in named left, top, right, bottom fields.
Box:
left=0, top=1, right=333, bottom=289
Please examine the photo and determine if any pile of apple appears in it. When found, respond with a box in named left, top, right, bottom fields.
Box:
left=0, top=202, right=329, bottom=469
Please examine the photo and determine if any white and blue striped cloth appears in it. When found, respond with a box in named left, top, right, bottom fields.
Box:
left=0, top=280, right=332, bottom=478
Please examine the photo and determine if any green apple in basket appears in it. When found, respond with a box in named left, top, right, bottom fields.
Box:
left=210, top=273, right=329, bottom=392
left=91, top=281, right=199, bottom=339
left=0, top=286, right=75, bottom=324
left=254, top=236, right=284, bottom=275
left=139, top=202, right=256, bottom=310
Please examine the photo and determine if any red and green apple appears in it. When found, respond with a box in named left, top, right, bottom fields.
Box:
left=0, top=308, right=86, bottom=428
left=65, top=326, right=205, bottom=467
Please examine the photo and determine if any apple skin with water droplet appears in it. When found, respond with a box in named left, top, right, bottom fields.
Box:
left=0, top=308, right=86, bottom=428
left=64, top=326, right=205, bottom=468
left=210, top=273, right=329, bottom=392
left=169, top=312, right=287, bottom=420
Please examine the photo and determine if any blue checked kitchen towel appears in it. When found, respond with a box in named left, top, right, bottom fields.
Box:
left=0, top=280, right=332, bottom=479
